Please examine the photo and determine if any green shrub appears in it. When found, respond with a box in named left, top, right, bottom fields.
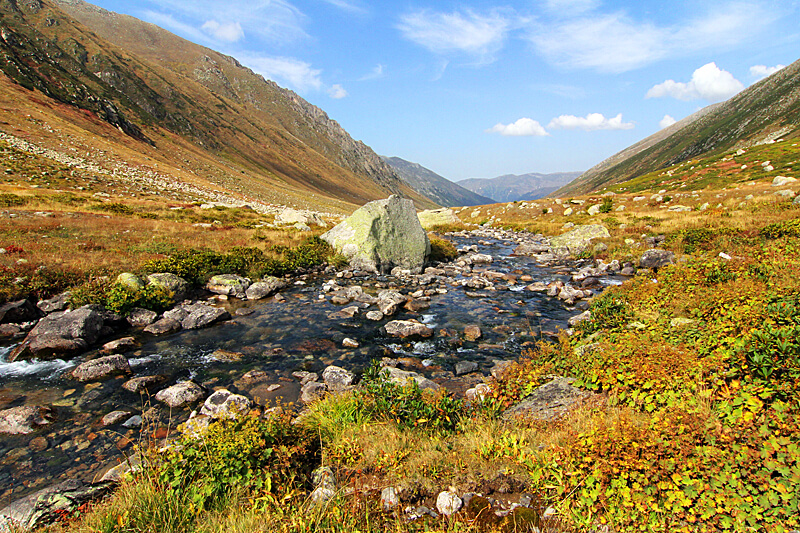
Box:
left=91, top=202, right=135, bottom=215
left=760, top=218, right=800, bottom=239
left=357, top=361, right=464, bottom=432
left=599, top=197, right=613, bottom=213
left=577, top=290, right=633, bottom=334
left=428, top=237, right=458, bottom=263
left=68, top=276, right=113, bottom=308
left=104, top=283, right=174, bottom=315
left=0, top=193, right=28, bottom=207
left=158, top=414, right=319, bottom=512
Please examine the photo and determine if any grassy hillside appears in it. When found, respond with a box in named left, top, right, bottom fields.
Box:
left=0, top=0, right=436, bottom=213
left=558, top=58, right=800, bottom=197
left=382, top=156, right=494, bottom=207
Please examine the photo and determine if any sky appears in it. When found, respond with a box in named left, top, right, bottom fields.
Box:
left=86, top=0, right=799, bottom=181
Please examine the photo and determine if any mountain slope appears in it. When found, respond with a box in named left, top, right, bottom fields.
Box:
left=382, top=156, right=493, bottom=207
left=458, top=172, right=582, bottom=203
left=557, top=58, right=800, bottom=196
left=0, top=0, right=436, bottom=212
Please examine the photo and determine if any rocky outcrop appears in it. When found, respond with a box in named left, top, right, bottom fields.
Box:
left=0, top=480, right=112, bottom=531
left=321, top=196, right=430, bottom=274
left=9, top=306, right=104, bottom=361
left=549, top=225, right=610, bottom=257
left=502, top=377, right=596, bottom=421
left=417, top=208, right=459, bottom=229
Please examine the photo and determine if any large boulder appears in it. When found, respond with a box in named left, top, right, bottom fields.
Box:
left=502, top=377, right=595, bottom=421
left=146, top=273, right=190, bottom=301
left=0, top=299, right=39, bottom=324
left=199, top=389, right=252, bottom=419
left=549, top=225, right=610, bottom=257
left=71, top=354, right=131, bottom=382
left=9, top=306, right=104, bottom=361
left=0, top=479, right=112, bottom=531
left=321, top=195, right=430, bottom=274
left=245, top=276, right=288, bottom=300
left=181, top=304, right=231, bottom=330
left=155, top=381, right=204, bottom=408
left=206, top=274, right=250, bottom=299
left=640, top=249, right=675, bottom=269
left=417, top=208, right=459, bottom=230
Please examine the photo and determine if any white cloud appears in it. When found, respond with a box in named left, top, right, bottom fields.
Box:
left=321, top=0, right=366, bottom=14
left=646, top=62, right=744, bottom=102
left=140, top=0, right=308, bottom=46
left=548, top=113, right=634, bottom=131
left=397, top=8, right=515, bottom=64
left=659, top=115, right=677, bottom=129
left=201, top=20, right=244, bottom=42
left=529, top=1, right=773, bottom=73
left=486, top=118, right=549, bottom=137
left=359, top=64, right=385, bottom=81
left=241, top=55, right=323, bottom=92
left=750, top=64, right=786, bottom=80
left=328, top=84, right=348, bottom=99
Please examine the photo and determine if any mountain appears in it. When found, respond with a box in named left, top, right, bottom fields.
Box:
left=557, top=58, right=800, bottom=197
left=381, top=156, right=493, bottom=207
left=457, top=172, right=582, bottom=203
left=0, top=0, right=437, bottom=212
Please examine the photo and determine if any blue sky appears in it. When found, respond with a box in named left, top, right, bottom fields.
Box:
left=87, top=0, right=798, bottom=181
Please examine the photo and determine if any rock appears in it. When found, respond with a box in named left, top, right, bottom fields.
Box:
left=587, top=204, right=601, bottom=216
left=568, top=310, right=591, bottom=327
left=0, top=479, right=112, bottom=531
left=466, top=383, right=491, bottom=402
left=154, top=381, right=204, bottom=408
left=101, top=337, right=137, bottom=354
left=670, top=317, right=698, bottom=328
left=115, top=273, right=146, bottom=291
left=322, top=365, right=355, bottom=392
left=321, top=195, right=430, bottom=274
left=9, top=306, right=104, bottom=361
left=28, top=436, right=49, bottom=452
left=366, top=310, right=384, bottom=321
left=639, top=249, right=675, bottom=269
left=199, top=389, right=252, bottom=419
left=668, top=205, right=692, bottom=212
left=417, top=207, right=459, bottom=229
left=143, top=317, right=182, bottom=335
left=464, top=325, right=482, bottom=342
left=549, top=225, right=610, bottom=257
left=455, top=361, right=479, bottom=376
left=181, top=415, right=212, bottom=439
left=181, top=304, right=230, bottom=330
left=245, top=277, right=288, bottom=300
left=513, top=242, right=550, bottom=255
left=275, top=208, right=326, bottom=226
left=36, top=292, right=71, bottom=314
left=381, top=367, right=440, bottom=390
left=163, top=307, right=189, bottom=322
left=0, top=299, right=39, bottom=324
left=71, top=354, right=131, bottom=382
left=775, top=189, right=796, bottom=198
left=101, top=453, right=143, bottom=482
left=436, top=491, right=463, bottom=516
left=300, top=381, right=327, bottom=403
left=123, top=375, right=166, bottom=394
left=0, top=406, right=53, bottom=435
left=101, top=410, right=132, bottom=426
left=381, top=487, right=400, bottom=511
left=404, top=298, right=430, bottom=312
left=377, top=290, right=407, bottom=316
left=342, top=338, right=359, bottom=348
left=127, top=308, right=158, bottom=327
left=206, top=274, right=250, bottom=299
left=469, top=253, right=493, bottom=264
left=146, top=273, right=190, bottom=301
left=502, top=377, right=595, bottom=421
left=384, top=320, right=434, bottom=339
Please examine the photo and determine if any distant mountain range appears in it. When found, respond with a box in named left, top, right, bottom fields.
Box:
left=0, top=0, right=436, bottom=212
left=557, top=57, right=800, bottom=197
left=457, top=172, right=583, bottom=203
left=381, top=156, right=493, bottom=207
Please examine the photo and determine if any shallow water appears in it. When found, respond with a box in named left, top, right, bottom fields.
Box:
left=0, top=232, right=617, bottom=505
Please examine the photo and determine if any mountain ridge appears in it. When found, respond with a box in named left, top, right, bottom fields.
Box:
left=457, top=171, right=582, bottom=203
left=381, top=156, right=494, bottom=207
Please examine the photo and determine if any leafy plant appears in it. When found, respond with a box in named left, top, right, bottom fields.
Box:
left=428, top=237, right=458, bottom=263
left=577, top=290, right=633, bottom=334
left=0, top=193, right=27, bottom=207
left=104, top=283, right=174, bottom=315
left=599, top=197, right=613, bottom=213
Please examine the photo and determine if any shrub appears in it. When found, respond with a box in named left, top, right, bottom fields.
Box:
left=104, top=283, right=174, bottom=315
left=91, top=202, right=135, bottom=216
left=599, top=197, right=613, bottom=213
left=158, top=413, right=319, bottom=512
left=760, top=218, right=800, bottom=239
left=428, top=237, right=458, bottom=263
left=577, top=290, right=632, bottom=334
left=0, top=193, right=27, bottom=207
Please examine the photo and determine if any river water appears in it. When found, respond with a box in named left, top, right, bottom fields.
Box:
left=0, top=231, right=618, bottom=506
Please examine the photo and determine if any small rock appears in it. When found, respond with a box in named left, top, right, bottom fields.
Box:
left=206, top=274, right=251, bottom=299
left=436, top=491, right=463, bottom=516
left=143, top=317, right=182, bottom=335
left=127, top=308, right=158, bottom=327
left=154, top=381, right=204, bottom=408
left=101, top=410, right=132, bottom=426
left=381, top=487, right=400, bottom=511
left=455, top=361, right=479, bottom=376
left=463, top=325, right=482, bottom=342
left=365, top=310, right=384, bottom=321
left=182, top=304, right=230, bottom=330
left=300, top=381, right=327, bottom=403
left=639, top=249, right=675, bottom=269
left=384, top=320, right=434, bottom=339
left=101, top=337, right=137, bottom=354
left=0, top=406, right=53, bottom=435
left=72, top=354, right=131, bottom=382
left=199, top=389, right=252, bottom=419
left=322, top=366, right=355, bottom=392
left=342, top=338, right=359, bottom=348
left=123, top=375, right=165, bottom=394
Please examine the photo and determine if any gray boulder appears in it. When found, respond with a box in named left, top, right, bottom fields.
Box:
left=181, top=304, right=230, bottom=330
left=640, top=249, right=675, bottom=269
left=417, top=208, right=459, bottom=229
left=71, top=354, right=131, bottom=382
left=322, top=365, right=355, bottom=392
left=381, top=367, right=440, bottom=390
left=0, top=406, right=53, bottom=435
left=206, top=274, right=250, bottom=299
left=377, top=290, right=408, bottom=316
left=154, top=381, right=204, bottom=408
left=321, top=195, right=430, bottom=274
left=549, top=225, right=610, bottom=257
left=122, top=375, right=166, bottom=394
left=127, top=308, right=158, bottom=327
left=0, top=480, right=112, bottom=531
left=36, top=292, right=71, bottom=314
left=502, top=377, right=594, bottom=421
left=146, top=273, right=189, bottom=301
left=0, top=299, right=39, bottom=324
left=143, top=317, right=182, bottom=335
left=72, top=354, right=131, bottom=381
left=115, top=273, right=146, bottom=291
left=199, top=389, right=252, bottom=419
left=384, top=320, right=434, bottom=339
left=9, top=306, right=104, bottom=361
left=245, top=276, right=288, bottom=300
